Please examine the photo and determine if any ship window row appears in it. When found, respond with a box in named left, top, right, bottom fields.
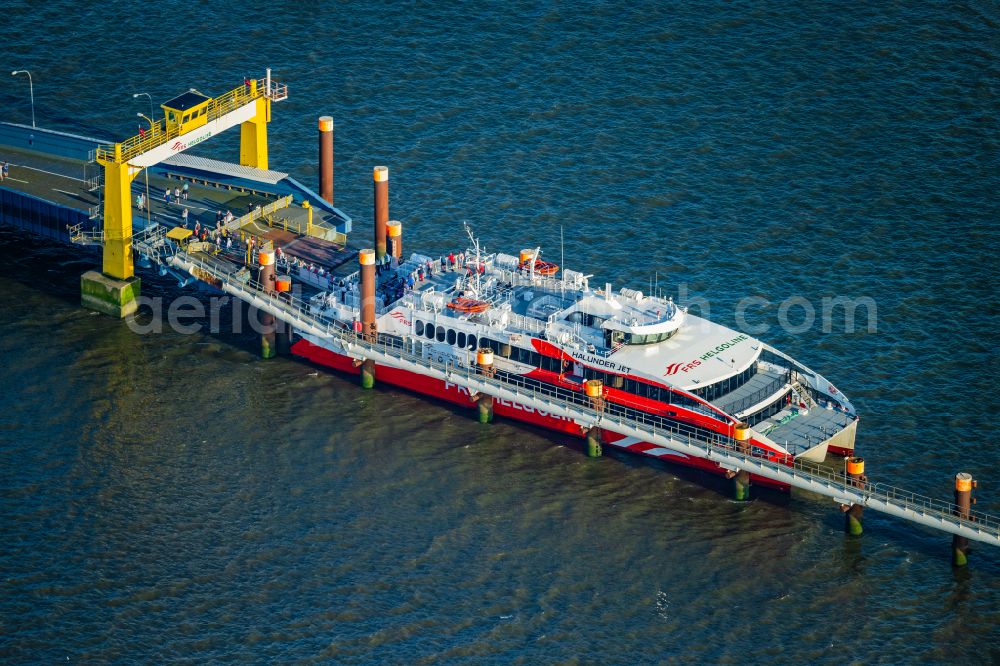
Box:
left=415, top=320, right=477, bottom=351
left=496, top=370, right=723, bottom=441
left=479, top=336, right=713, bottom=414
left=627, top=330, right=678, bottom=345
left=690, top=363, right=758, bottom=402
left=414, top=324, right=715, bottom=416
left=477, top=339, right=564, bottom=372
left=744, top=390, right=791, bottom=427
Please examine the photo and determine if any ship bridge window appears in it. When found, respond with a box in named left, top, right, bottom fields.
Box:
left=425, top=323, right=435, bottom=340
left=415, top=320, right=425, bottom=337
left=447, top=329, right=457, bottom=346
left=691, top=363, right=758, bottom=402
left=627, top=330, right=678, bottom=345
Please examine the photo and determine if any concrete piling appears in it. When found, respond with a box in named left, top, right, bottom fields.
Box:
left=731, top=423, right=752, bottom=501
left=275, top=274, right=292, bottom=355
left=583, top=380, right=604, bottom=457
left=258, top=248, right=276, bottom=359
left=475, top=348, right=495, bottom=422
left=843, top=457, right=866, bottom=536
left=953, top=472, right=974, bottom=567
left=477, top=394, right=494, bottom=424
left=373, top=166, right=389, bottom=261
left=318, top=116, right=334, bottom=204
left=585, top=425, right=603, bottom=458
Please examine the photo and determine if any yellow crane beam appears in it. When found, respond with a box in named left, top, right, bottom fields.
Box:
left=95, top=72, right=286, bottom=281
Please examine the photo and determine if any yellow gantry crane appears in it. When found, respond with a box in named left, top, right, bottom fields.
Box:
left=95, top=70, right=286, bottom=280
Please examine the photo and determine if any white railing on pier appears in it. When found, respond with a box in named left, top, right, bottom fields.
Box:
left=163, top=246, right=1000, bottom=547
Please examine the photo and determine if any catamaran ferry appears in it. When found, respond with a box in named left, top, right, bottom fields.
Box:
left=289, top=219, right=858, bottom=482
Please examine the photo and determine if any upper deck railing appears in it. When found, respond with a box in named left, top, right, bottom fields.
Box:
left=96, top=77, right=287, bottom=165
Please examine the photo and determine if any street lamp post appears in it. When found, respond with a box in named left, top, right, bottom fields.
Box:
left=137, top=112, right=154, bottom=229
left=132, top=92, right=154, bottom=122
left=11, top=70, right=35, bottom=128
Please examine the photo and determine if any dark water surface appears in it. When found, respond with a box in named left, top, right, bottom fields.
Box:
left=2, top=1, right=999, bottom=663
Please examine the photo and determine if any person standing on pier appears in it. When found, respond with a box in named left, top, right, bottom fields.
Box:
left=182, top=182, right=189, bottom=200
left=1, top=161, right=8, bottom=182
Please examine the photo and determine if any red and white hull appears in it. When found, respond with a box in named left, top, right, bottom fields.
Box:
left=292, top=337, right=791, bottom=491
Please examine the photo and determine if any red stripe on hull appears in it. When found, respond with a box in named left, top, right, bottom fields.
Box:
left=291, top=338, right=789, bottom=491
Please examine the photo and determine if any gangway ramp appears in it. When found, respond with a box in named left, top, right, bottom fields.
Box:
left=165, top=249, right=1000, bottom=548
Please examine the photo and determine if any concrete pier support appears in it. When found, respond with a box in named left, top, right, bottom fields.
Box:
left=80, top=270, right=140, bottom=318
left=732, top=470, right=751, bottom=502
left=258, top=248, right=276, bottom=359
left=475, top=349, right=495, bottom=422
left=477, top=394, right=494, bottom=424
left=730, top=423, right=752, bottom=501
left=843, top=457, right=866, bottom=536
left=318, top=116, right=334, bottom=204
left=373, top=166, right=389, bottom=261
left=582, top=380, right=604, bottom=458
left=585, top=426, right=602, bottom=458
left=844, top=503, right=864, bottom=537
left=953, top=472, right=974, bottom=567
left=360, top=359, right=376, bottom=390
left=275, top=275, right=292, bottom=355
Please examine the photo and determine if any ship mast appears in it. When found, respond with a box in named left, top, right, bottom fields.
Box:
left=463, top=222, right=483, bottom=295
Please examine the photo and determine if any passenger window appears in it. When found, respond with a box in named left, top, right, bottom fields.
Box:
left=447, top=329, right=456, bottom=345
left=457, top=332, right=466, bottom=349
left=426, top=324, right=435, bottom=340
left=436, top=327, right=446, bottom=342
left=468, top=335, right=477, bottom=350
left=415, top=320, right=424, bottom=336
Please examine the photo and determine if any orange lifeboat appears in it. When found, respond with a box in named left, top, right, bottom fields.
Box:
left=519, top=259, right=559, bottom=276
left=447, top=297, right=491, bottom=313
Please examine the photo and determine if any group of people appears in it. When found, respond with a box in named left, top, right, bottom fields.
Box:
left=162, top=183, right=189, bottom=204
left=407, top=251, right=472, bottom=286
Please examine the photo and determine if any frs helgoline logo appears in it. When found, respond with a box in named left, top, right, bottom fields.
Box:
left=389, top=311, right=411, bottom=326
left=664, top=363, right=683, bottom=375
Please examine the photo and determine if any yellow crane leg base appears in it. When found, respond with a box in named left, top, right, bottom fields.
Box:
left=81, top=270, right=140, bottom=318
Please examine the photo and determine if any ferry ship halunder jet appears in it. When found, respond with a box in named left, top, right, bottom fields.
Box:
left=290, top=216, right=858, bottom=484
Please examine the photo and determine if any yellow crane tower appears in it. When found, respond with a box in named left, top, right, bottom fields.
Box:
left=81, top=70, right=286, bottom=317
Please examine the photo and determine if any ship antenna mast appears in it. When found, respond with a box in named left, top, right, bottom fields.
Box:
left=463, top=222, right=483, bottom=294
left=560, top=225, right=565, bottom=299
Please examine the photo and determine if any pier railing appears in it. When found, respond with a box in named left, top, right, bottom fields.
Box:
left=162, top=248, right=1000, bottom=546
left=96, top=77, right=285, bottom=165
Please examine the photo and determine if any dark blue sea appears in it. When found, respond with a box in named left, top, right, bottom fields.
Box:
left=2, top=1, right=998, bottom=663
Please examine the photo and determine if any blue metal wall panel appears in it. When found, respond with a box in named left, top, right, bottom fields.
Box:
left=0, top=186, right=88, bottom=242
left=0, top=123, right=110, bottom=161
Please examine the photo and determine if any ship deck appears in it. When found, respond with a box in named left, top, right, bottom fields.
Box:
left=758, top=406, right=855, bottom=453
